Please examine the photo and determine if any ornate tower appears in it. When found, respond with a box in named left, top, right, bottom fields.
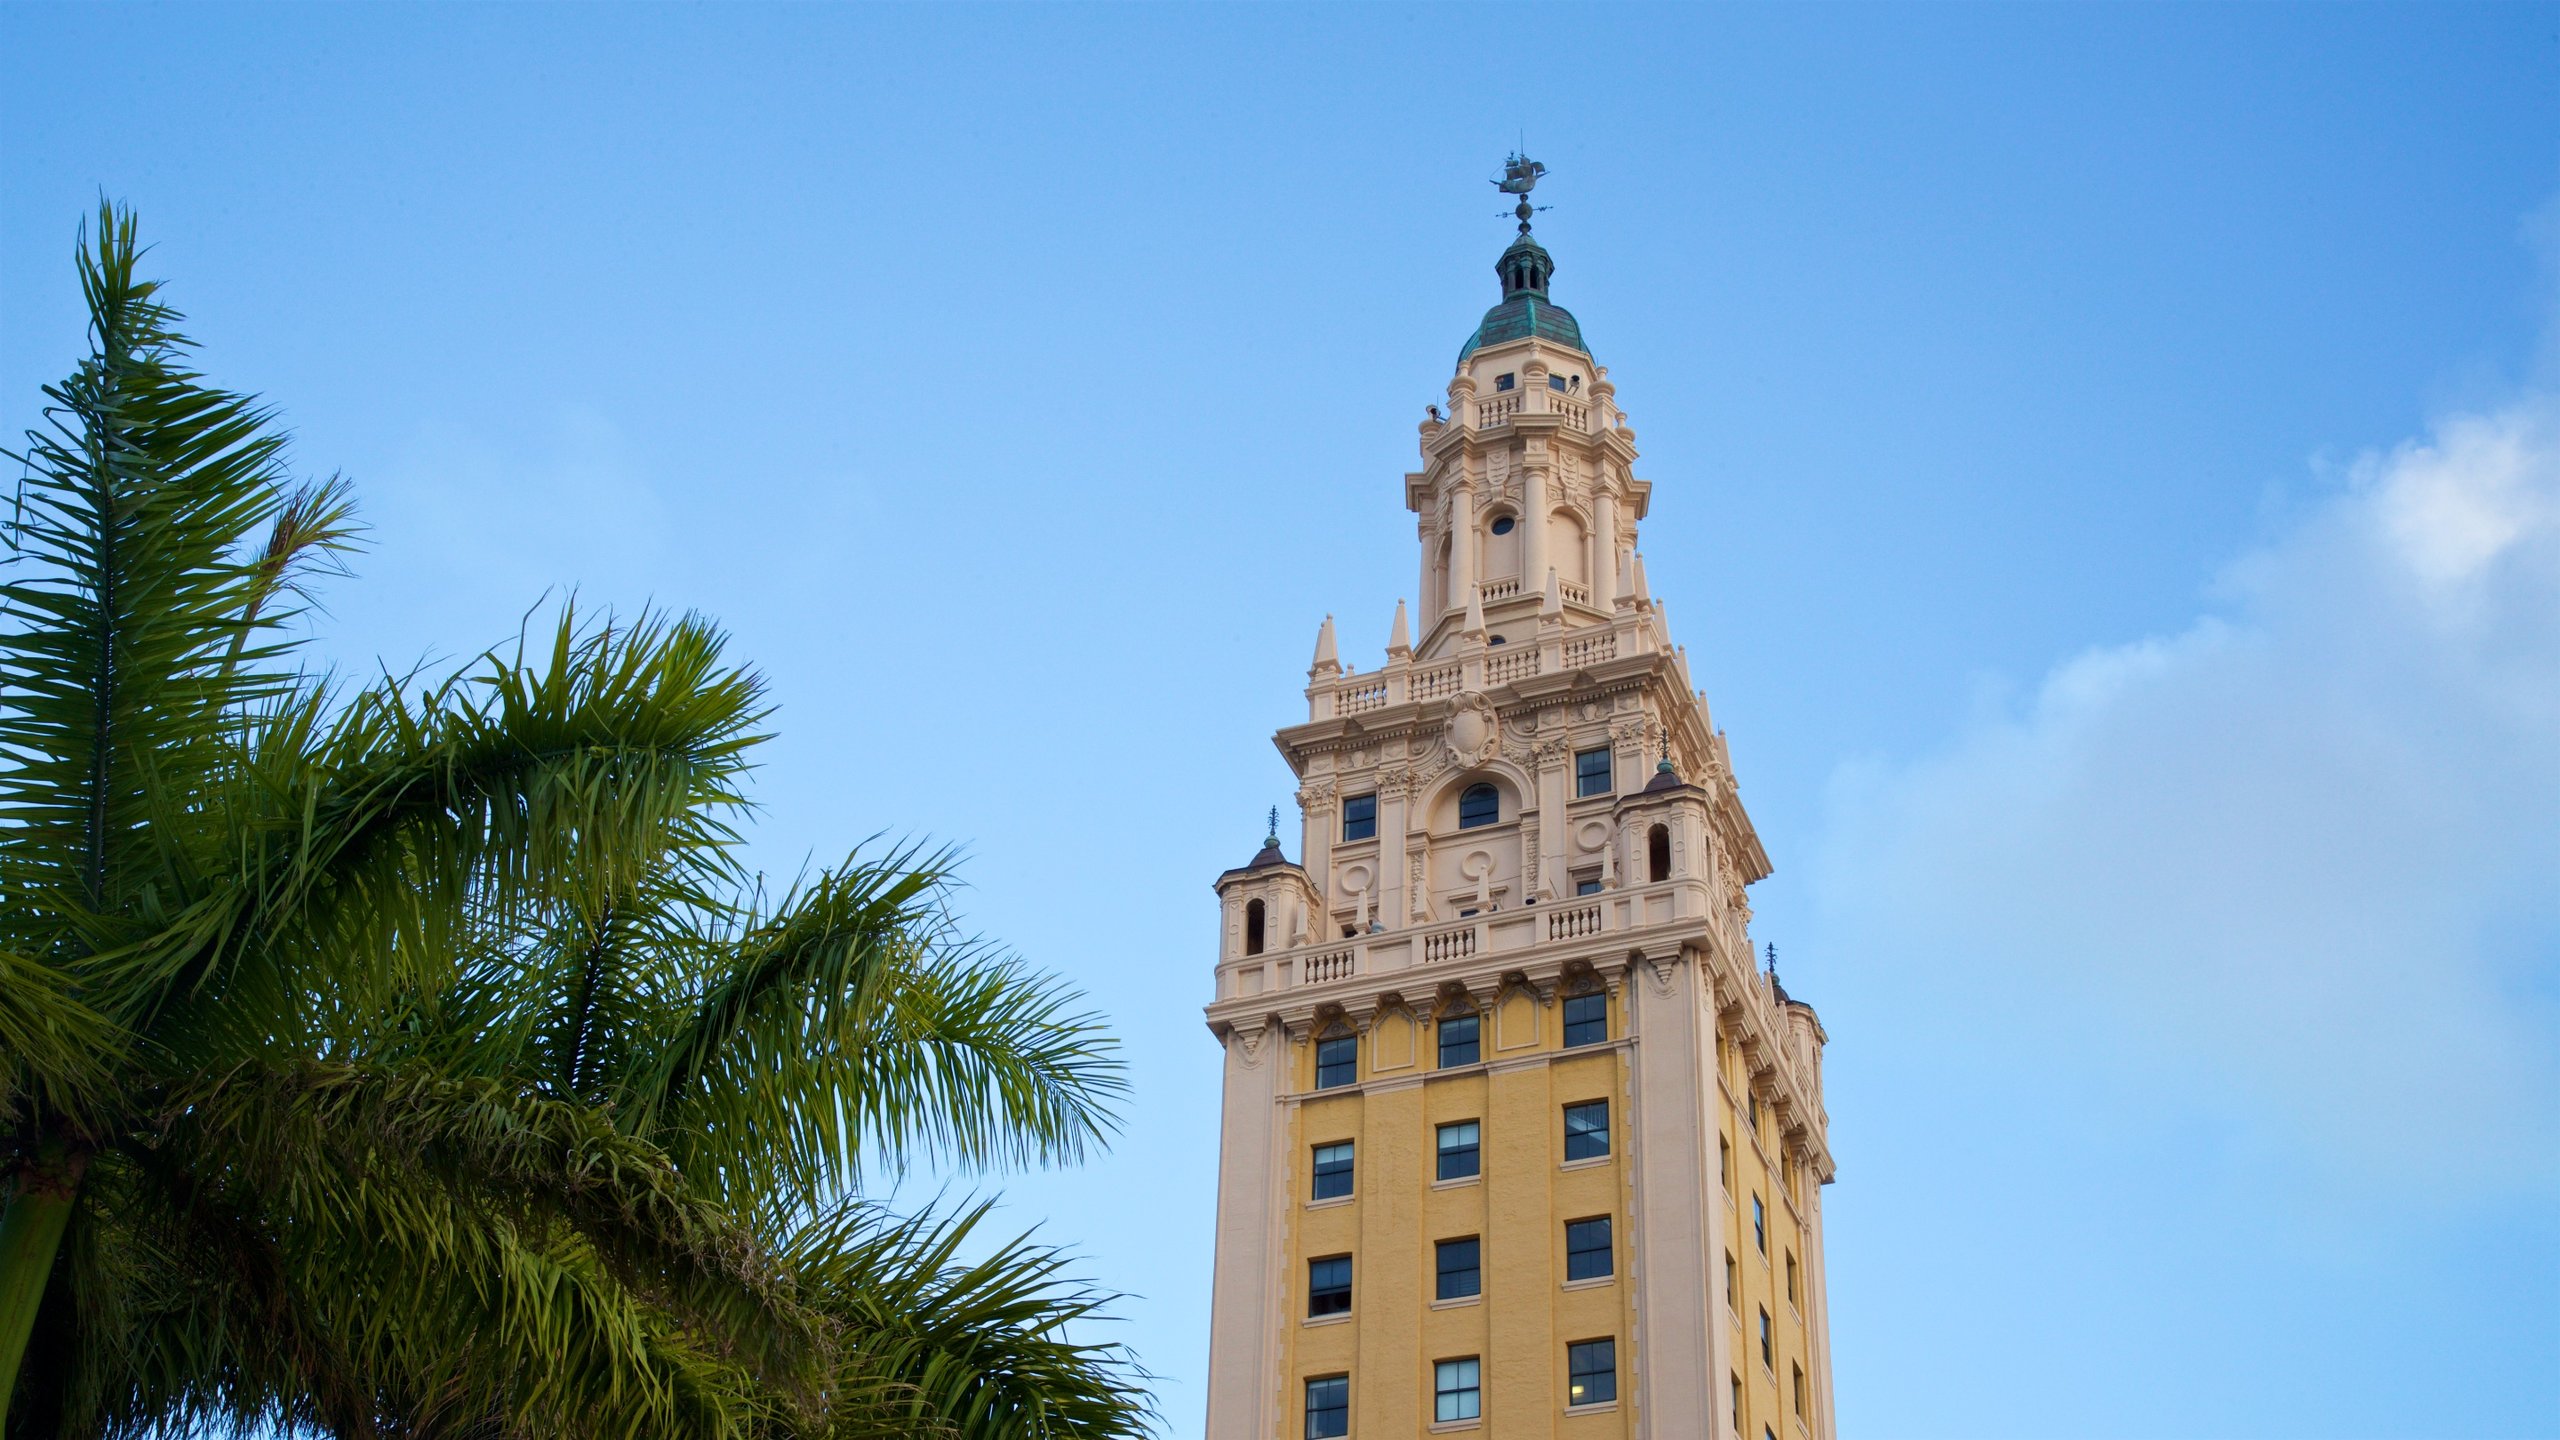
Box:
left=1201, top=163, right=1837, bottom=1440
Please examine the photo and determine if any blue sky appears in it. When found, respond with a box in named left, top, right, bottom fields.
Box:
left=5, top=5, right=2556, bottom=1435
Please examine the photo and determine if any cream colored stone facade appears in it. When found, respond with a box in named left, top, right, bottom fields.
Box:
left=1200, top=216, right=1838, bottom=1440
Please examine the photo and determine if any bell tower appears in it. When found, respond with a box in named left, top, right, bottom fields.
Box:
left=1201, top=161, right=1838, bottom=1440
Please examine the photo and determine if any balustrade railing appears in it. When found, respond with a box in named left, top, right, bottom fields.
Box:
left=1486, top=648, right=1541, bottom=683
left=1421, top=923, right=1478, bottom=964
left=1301, top=948, right=1356, bottom=985
left=1546, top=902, right=1605, bottom=942
left=1336, top=680, right=1389, bottom=716
left=1562, top=633, right=1617, bottom=667
left=1411, top=664, right=1463, bottom=701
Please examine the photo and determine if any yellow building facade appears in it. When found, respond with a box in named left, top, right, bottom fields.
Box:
left=1202, top=164, right=1837, bottom=1440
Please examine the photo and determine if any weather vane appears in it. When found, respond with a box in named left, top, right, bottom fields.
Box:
left=1493, top=151, right=1548, bottom=234
left=1266, top=805, right=1280, bottom=845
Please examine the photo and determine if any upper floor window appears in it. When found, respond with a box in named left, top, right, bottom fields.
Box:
left=1244, top=898, right=1266, bottom=956
left=1563, top=1099, right=1610, bottom=1161
left=1311, top=1141, right=1354, bottom=1201
left=1575, top=746, right=1612, bottom=797
left=1575, top=877, right=1602, bottom=896
left=1565, top=1216, right=1613, bottom=1281
left=1315, top=1031, right=1357, bottom=1090
left=1435, top=1120, right=1481, bottom=1181
left=1647, top=823, right=1671, bottom=882
left=1562, top=991, right=1608, bottom=1047
left=1548, top=373, right=1568, bottom=392
left=1489, top=514, right=1516, bottom=535
left=1436, top=1236, right=1481, bottom=1300
left=1566, top=1338, right=1617, bottom=1408
left=1443, top=1009, right=1484, bottom=1065
left=1730, top=1373, right=1743, bottom=1434
left=1725, top=1251, right=1738, bottom=1308
left=1753, top=1193, right=1767, bottom=1253
left=1341, top=793, right=1376, bottom=842
left=1434, top=1357, right=1482, bottom=1424
left=1759, top=1306, right=1774, bottom=1369
left=1786, top=1251, right=1800, bottom=1307
left=1437, top=1010, right=1481, bottom=1068
left=1304, top=1375, right=1349, bottom=1439
left=1307, top=1255, right=1351, bottom=1317
left=1793, top=1362, right=1807, bottom=1417
left=1495, top=373, right=1517, bottom=392
left=1458, top=784, right=1500, bottom=829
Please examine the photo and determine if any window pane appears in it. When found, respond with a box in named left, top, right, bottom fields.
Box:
left=1312, top=1142, right=1353, bottom=1200
left=1567, top=1339, right=1617, bottom=1407
left=1315, top=1034, right=1356, bottom=1089
left=1436, top=1237, right=1481, bottom=1300
left=1575, top=747, right=1612, bottom=797
left=1754, top=1195, right=1766, bottom=1252
left=1341, top=793, right=1376, bottom=842
left=1438, top=1012, right=1480, bottom=1067
left=1576, top=877, right=1603, bottom=896
left=1760, top=1307, right=1773, bottom=1366
left=1561, top=992, right=1607, bottom=1047
left=1304, top=1376, right=1348, bottom=1439
left=1565, top=1216, right=1613, bottom=1281
left=1458, top=784, right=1499, bottom=829
left=1435, top=1120, right=1480, bottom=1180
left=1308, top=1256, right=1351, bottom=1317
left=1434, top=1358, right=1481, bottom=1422
left=1563, top=1100, right=1610, bottom=1161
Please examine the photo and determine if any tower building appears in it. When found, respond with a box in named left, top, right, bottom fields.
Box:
left=1202, top=163, right=1838, bottom=1440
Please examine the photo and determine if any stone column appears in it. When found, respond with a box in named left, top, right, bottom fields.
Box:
left=1592, top=486, right=1619, bottom=608
left=1522, top=463, right=1549, bottom=587
left=1449, top=482, right=1478, bottom=620
left=1625, top=949, right=1716, bottom=1439
left=1203, top=1017, right=1285, bottom=1440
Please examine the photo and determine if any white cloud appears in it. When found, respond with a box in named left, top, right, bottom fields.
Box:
left=1811, top=389, right=2560, bottom=1201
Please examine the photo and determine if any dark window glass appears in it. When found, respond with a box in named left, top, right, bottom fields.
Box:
left=1436, top=1237, right=1481, bottom=1300
left=1562, top=992, right=1607, bottom=1047
left=1548, top=373, right=1568, bottom=392
left=1731, top=1374, right=1743, bottom=1433
left=1311, top=1142, right=1353, bottom=1201
left=1435, top=1120, right=1480, bottom=1180
left=1574, top=747, right=1612, bottom=797
left=1566, top=1338, right=1617, bottom=1407
left=1315, top=1033, right=1356, bottom=1090
left=1304, top=1376, right=1349, bottom=1439
left=1495, top=373, right=1517, bottom=392
left=1458, top=784, right=1500, bottom=829
left=1793, top=1363, right=1807, bottom=1416
left=1565, top=1217, right=1613, bottom=1282
left=1563, top=1100, right=1610, bottom=1161
left=1721, top=1136, right=1732, bottom=1190
left=1433, top=1357, right=1481, bottom=1423
left=1245, top=899, right=1266, bottom=956
left=1341, top=793, right=1376, bottom=842
left=1307, top=1255, right=1351, bottom=1317
left=1725, top=1252, right=1738, bottom=1307
left=1490, top=514, right=1516, bottom=535
left=1753, top=1194, right=1767, bottom=1253
left=1437, top=1012, right=1480, bottom=1067
left=1647, top=823, right=1670, bottom=882
left=1787, top=1252, right=1800, bottom=1306
left=1759, top=1307, right=1773, bottom=1368
left=1575, top=877, right=1603, bottom=896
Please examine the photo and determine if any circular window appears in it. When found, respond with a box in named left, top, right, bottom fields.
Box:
left=1489, top=516, right=1516, bottom=536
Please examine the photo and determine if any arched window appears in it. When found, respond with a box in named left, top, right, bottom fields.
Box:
left=1244, top=898, right=1266, bottom=956
left=1458, top=784, right=1500, bottom=830
left=1647, top=823, right=1671, bottom=883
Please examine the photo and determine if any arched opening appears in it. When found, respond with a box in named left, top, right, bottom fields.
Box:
left=1459, top=784, right=1500, bottom=830
left=1244, top=899, right=1266, bottom=956
left=1485, top=512, right=1521, bottom=586
left=1647, top=823, right=1671, bottom=883
left=1553, top=510, right=1589, bottom=587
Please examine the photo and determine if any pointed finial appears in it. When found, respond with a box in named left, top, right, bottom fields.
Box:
left=1658, top=728, right=1674, bottom=775
left=1311, top=614, right=1339, bottom=675
left=1267, top=806, right=1280, bottom=846
left=1541, top=566, right=1562, bottom=616
left=1764, top=941, right=1777, bottom=976
left=1388, top=599, right=1411, bottom=658
left=1462, top=582, right=1486, bottom=641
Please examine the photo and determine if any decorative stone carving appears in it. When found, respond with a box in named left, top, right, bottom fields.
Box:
left=1445, top=692, right=1499, bottom=768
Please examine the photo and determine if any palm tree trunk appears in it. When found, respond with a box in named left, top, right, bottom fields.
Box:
left=0, top=1136, right=87, bottom=1419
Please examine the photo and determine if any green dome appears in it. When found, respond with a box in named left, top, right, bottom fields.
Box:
left=1458, top=232, right=1590, bottom=361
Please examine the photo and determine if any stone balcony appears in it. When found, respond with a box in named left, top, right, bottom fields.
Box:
left=1309, top=605, right=1683, bottom=724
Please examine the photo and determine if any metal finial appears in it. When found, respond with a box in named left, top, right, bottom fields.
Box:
left=1658, top=729, right=1674, bottom=774
left=1266, top=806, right=1280, bottom=846
left=1492, top=151, right=1549, bottom=234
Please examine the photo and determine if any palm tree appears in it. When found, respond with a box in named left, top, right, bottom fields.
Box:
left=0, top=207, right=1147, bottom=1440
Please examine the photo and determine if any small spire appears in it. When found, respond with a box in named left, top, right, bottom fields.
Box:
left=1267, top=806, right=1280, bottom=846
left=1388, top=599, right=1411, bottom=658
left=1541, top=566, right=1562, bottom=616
left=1631, top=552, right=1651, bottom=603
left=1462, top=583, right=1486, bottom=641
left=1311, top=614, right=1339, bottom=675
left=1764, top=941, right=1778, bottom=978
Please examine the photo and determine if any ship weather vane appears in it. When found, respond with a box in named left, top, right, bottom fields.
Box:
left=1492, top=151, right=1549, bottom=233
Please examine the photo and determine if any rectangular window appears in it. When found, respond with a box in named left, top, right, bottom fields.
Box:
left=1725, top=1250, right=1738, bottom=1308
left=1753, top=1194, right=1767, bottom=1254
left=1563, top=1100, right=1610, bottom=1161
left=1575, top=877, right=1603, bottom=896
left=1437, top=1012, right=1480, bottom=1067
left=1561, top=992, right=1607, bottom=1047
left=1304, top=1375, right=1349, bottom=1439
left=1759, top=1307, right=1773, bottom=1369
left=1731, top=1373, right=1743, bottom=1433
left=1548, top=372, right=1568, bottom=393
left=1495, top=372, right=1517, bottom=392
left=1565, top=1216, right=1613, bottom=1282
left=1340, top=793, right=1376, bottom=842
left=1566, top=1338, right=1617, bottom=1408
left=1436, top=1120, right=1481, bottom=1181
left=1721, top=1135, right=1733, bottom=1191
left=1574, top=746, right=1613, bottom=797
left=1315, top=1033, right=1356, bottom=1089
left=1435, top=1236, right=1481, bottom=1300
left=1793, top=1363, right=1807, bottom=1416
left=1311, top=1142, right=1354, bottom=1201
left=1748, top=1089, right=1760, bottom=1134
left=1433, top=1357, right=1482, bottom=1423
left=1307, top=1255, right=1351, bottom=1318
left=1786, top=1251, right=1800, bottom=1307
